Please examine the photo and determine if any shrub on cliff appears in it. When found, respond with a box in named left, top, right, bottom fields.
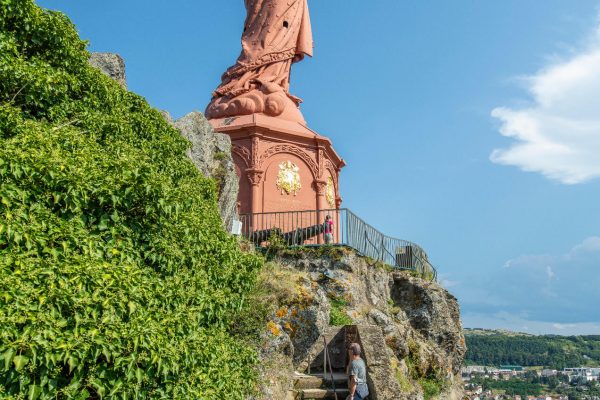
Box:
left=0, top=1, right=262, bottom=398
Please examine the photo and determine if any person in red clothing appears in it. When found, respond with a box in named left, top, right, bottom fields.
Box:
left=323, top=215, right=334, bottom=244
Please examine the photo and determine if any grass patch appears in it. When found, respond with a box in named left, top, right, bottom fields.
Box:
left=391, top=357, right=413, bottom=393
left=257, top=261, right=309, bottom=305
left=419, top=377, right=444, bottom=400
left=232, top=261, right=314, bottom=342
left=273, top=244, right=351, bottom=261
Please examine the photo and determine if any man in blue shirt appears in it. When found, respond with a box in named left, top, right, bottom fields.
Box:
left=347, top=343, right=369, bottom=400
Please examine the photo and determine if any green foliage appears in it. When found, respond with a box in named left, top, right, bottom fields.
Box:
left=470, top=376, right=543, bottom=397
left=328, top=298, right=352, bottom=327
left=465, top=330, right=600, bottom=369
left=260, top=230, right=287, bottom=259
left=227, top=263, right=282, bottom=347
left=404, top=340, right=447, bottom=399
left=213, top=151, right=229, bottom=161
left=390, top=357, right=413, bottom=393
left=471, top=375, right=600, bottom=399
left=418, top=378, right=443, bottom=400
left=405, top=340, right=423, bottom=380
left=0, top=1, right=262, bottom=398
left=556, top=380, right=600, bottom=399
left=263, top=243, right=352, bottom=264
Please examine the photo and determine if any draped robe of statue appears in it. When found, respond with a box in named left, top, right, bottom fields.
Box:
left=205, top=0, right=313, bottom=123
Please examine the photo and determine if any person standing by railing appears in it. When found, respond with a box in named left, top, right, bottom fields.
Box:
left=324, top=215, right=334, bottom=244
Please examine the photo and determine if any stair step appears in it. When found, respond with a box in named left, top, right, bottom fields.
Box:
left=286, top=390, right=299, bottom=400
left=294, top=372, right=348, bottom=390
left=300, top=388, right=350, bottom=399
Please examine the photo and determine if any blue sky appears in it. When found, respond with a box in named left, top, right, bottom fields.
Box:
left=37, top=0, right=600, bottom=335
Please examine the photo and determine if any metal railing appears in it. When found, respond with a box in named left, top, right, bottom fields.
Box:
left=239, top=208, right=437, bottom=281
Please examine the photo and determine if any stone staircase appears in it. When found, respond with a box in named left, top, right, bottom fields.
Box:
left=287, top=326, right=357, bottom=399
left=292, top=371, right=349, bottom=399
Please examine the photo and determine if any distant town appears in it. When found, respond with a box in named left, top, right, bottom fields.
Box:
left=462, top=365, right=600, bottom=400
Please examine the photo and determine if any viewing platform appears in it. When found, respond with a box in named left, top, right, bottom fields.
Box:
left=238, top=208, right=438, bottom=281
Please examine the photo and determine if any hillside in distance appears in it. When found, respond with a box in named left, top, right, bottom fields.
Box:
left=464, top=329, right=600, bottom=369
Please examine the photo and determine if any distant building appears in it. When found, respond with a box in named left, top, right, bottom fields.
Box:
left=500, top=365, right=524, bottom=371
left=563, top=367, right=599, bottom=383
left=462, top=366, right=488, bottom=374
left=541, top=369, right=557, bottom=377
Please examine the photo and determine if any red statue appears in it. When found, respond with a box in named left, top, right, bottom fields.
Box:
left=205, top=0, right=313, bottom=123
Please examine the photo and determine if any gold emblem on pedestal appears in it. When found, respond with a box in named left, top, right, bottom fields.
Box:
left=326, top=177, right=335, bottom=208
left=276, top=161, right=302, bottom=195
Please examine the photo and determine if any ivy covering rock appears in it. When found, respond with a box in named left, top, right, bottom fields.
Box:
left=0, top=1, right=262, bottom=398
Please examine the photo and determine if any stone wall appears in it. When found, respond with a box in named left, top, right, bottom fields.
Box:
left=355, top=324, right=404, bottom=399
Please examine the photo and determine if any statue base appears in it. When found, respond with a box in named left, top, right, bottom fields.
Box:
left=208, top=113, right=345, bottom=216
left=206, top=86, right=306, bottom=124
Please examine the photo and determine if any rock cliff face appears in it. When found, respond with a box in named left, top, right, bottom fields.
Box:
left=89, top=53, right=239, bottom=230
left=162, top=111, right=239, bottom=230
left=257, top=247, right=466, bottom=400
left=89, top=53, right=127, bottom=88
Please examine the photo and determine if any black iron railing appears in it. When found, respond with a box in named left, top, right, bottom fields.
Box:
left=239, top=208, right=437, bottom=281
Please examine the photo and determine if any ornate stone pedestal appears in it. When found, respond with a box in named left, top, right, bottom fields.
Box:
left=209, top=114, right=344, bottom=215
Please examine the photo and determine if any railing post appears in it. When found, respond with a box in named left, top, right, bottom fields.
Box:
left=323, top=342, right=327, bottom=376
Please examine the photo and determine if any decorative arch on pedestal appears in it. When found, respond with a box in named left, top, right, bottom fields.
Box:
left=209, top=115, right=345, bottom=215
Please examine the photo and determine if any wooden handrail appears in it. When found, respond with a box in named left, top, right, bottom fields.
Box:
left=321, top=335, right=338, bottom=400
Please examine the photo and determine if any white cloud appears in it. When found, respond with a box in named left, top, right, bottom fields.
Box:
left=438, top=274, right=460, bottom=289
left=456, top=237, right=600, bottom=331
left=491, top=21, right=600, bottom=184
left=568, top=236, right=600, bottom=256
left=545, top=265, right=555, bottom=280
left=553, top=323, right=577, bottom=331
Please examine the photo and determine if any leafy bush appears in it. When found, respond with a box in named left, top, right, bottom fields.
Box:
left=328, top=298, right=352, bottom=327
left=0, top=1, right=262, bottom=398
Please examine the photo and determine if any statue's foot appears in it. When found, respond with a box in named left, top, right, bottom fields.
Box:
left=205, top=88, right=305, bottom=123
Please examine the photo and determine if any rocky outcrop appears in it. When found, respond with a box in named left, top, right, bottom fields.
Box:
left=89, top=53, right=240, bottom=230
left=358, top=324, right=404, bottom=399
left=390, top=273, right=465, bottom=375
left=163, top=111, right=239, bottom=230
left=89, top=53, right=127, bottom=88
left=258, top=247, right=466, bottom=400
left=252, top=327, right=295, bottom=400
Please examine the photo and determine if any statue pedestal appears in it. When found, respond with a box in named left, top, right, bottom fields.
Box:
left=209, top=114, right=345, bottom=216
